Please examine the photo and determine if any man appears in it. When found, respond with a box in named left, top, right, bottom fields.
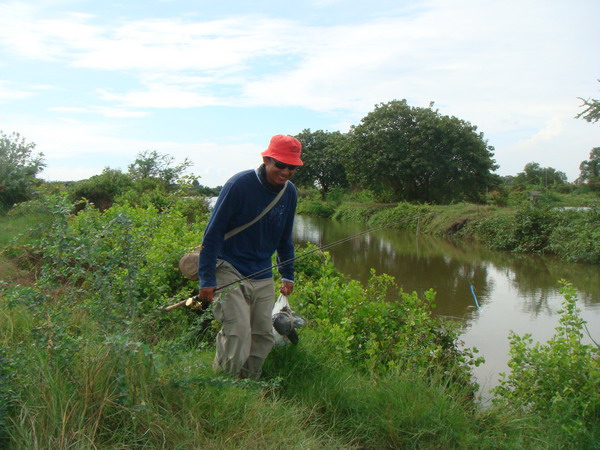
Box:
left=198, top=134, right=302, bottom=379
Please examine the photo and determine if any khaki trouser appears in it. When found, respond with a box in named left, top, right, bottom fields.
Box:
left=212, top=260, right=275, bottom=379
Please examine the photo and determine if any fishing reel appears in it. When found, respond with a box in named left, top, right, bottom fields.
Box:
left=164, top=295, right=211, bottom=314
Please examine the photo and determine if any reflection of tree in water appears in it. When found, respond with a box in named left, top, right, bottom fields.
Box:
left=293, top=215, right=600, bottom=319
left=293, top=216, right=493, bottom=319
left=472, top=249, right=600, bottom=312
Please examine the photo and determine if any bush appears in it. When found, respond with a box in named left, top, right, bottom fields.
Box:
left=492, top=282, right=600, bottom=443
left=368, top=202, right=430, bottom=230
left=0, top=131, right=45, bottom=211
left=68, top=168, right=134, bottom=210
left=549, top=206, right=600, bottom=264
left=324, top=186, right=345, bottom=204
left=296, top=199, right=336, bottom=218
left=347, top=189, right=376, bottom=203
left=294, top=252, right=482, bottom=383
left=476, top=206, right=557, bottom=253
left=332, top=203, right=387, bottom=223
left=28, top=196, right=205, bottom=327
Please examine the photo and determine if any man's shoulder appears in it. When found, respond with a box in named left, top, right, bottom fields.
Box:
left=227, top=169, right=258, bottom=186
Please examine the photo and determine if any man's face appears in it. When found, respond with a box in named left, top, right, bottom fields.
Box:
left=263, top=157, right=297, bottom=186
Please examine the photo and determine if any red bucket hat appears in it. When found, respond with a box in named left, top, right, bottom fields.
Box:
left=261, top=135, right=303, bottom=166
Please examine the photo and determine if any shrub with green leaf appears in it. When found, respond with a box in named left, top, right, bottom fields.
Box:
left=295, top=199, right=336, bottom=217
left=294, top=249, right=483, bottom=384
left=549, top=205, right=600, bottom=264
left=492, top=281, right=600, bottom=441
left=477, top=205, right=557, bottom=252
left=332, top=203, right=387, bottom=222
left=68, top=168, right=134, bottom=210
left=367, top=201, right=431, bottom=230
left=25, top=196, right=204, bottom=327
left=0, top=131, right=45, bottom=211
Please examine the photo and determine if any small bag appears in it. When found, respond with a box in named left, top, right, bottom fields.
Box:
left=178, top=248, right=202, bottom=281
left=179, top=182, right=288, bottom=281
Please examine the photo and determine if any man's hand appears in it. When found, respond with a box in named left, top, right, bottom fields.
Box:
left=279, top=281, right=294, bottom=296
left=199, top=287, right=216, bottom=302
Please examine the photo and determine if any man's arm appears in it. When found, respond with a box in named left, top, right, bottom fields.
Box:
left=198, top=182, right=238, bottom=299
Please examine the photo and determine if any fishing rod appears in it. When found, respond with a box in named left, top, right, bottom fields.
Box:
left=165, top=211, right=429, bottom=311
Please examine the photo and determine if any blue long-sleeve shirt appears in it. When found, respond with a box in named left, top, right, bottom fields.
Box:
left=198, top=167, right=297, bottom=289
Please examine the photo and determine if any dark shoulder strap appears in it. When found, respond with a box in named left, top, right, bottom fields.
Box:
left=224, top=181, right=288, bottom=240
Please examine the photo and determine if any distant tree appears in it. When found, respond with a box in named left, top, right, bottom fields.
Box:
left=128, top=151, right=192, bottom=185
left=293, top=129, right=349, bottom=198
left=193, top=183, right=222, bottom=197
left=68, top=168, right=134, bottom=210
left=513, top=162, right=567, bottom=188
left=576, top=80, right=600, bottom=124
left=577, top=147, right=600, bottom=186
left=501, top=175, right=516, bottom=186
left=0, top=131, right=45, bottom=210
left=345, top=100, right=497, bottom=203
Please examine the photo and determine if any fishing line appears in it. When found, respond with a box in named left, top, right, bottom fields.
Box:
left=469, top=284, right=482, bottom=311
left=214, top=211, right=430, bottom=293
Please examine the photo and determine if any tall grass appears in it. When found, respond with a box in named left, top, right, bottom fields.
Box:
left=264, top=331, right=476, bottom=448
left=1, top=302, right=343, bottom=448
left=2, top=195, right=598, bottom=448
left=0, top=212, right=50, bottom=248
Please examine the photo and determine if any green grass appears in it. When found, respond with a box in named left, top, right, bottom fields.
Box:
left=2, top=200, right=598, bottom=448
left=2, top=298, right=568, bottom=449
left=1, top=300, right=344, bottom=448
left=0, top=212, right=51, bottom=247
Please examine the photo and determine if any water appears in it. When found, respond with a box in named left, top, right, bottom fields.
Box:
left=292, top=215, right=600, bottom=402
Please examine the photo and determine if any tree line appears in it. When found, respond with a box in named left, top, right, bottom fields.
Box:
left=2, top=92, right=599, bottom=210
left=292, top=98, right=599, bottom=202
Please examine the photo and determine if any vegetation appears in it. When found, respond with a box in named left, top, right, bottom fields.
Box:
left=67, top=168, right=134, bottom=210
left=0, top=90, right=597, bottom=445
left=0, top=189, right=598, bottom=448
left=0, top=131, right=45, bottom=211
left=1, top=192, right=599, bottom=447
left=492, top=281, right=600, bottom=444
left=287, top=100, right=498, bottom=203
left=577, top=147, right=600, bottom=189
left=510, top=162, right=567, bottom=190
left=576, top=79, right=600, bottom=124
left=346, top=100, right=498, bottom=203
left=292, top=129, right=349, bottom=198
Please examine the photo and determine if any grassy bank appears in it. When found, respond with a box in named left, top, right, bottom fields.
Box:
left=298, top=198, right=600, bottom=265
left=1, top=196, right=598, bottom=448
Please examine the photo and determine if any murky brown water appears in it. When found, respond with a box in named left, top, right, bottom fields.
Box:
left=292, top=215, right=600, bottom=402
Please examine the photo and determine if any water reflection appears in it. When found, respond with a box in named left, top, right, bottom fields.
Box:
left=293, top=215, right=600, bottom=316
left=293, top=215, right=600, bottom=398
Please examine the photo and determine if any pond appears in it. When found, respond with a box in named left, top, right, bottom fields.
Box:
left=292, top=215, right=600, bottom=403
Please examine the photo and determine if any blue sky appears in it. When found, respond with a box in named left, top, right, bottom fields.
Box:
left=1, top=0, right=599, bottom=187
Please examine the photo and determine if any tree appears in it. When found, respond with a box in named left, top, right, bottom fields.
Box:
left=577, top=147, right=600, bottom=186
left=128, top=150, right=192, bottom=185
left=513, top=162, right=567, bottom=188
left=293, top=129, right=349, bottom=198
left=576, top=80, right=600, bottom=124
left=68, top=168, right=134, bottom=210
left=0, top=131, right=45, bottom=210
left=345, top=100, right=497, bottom=203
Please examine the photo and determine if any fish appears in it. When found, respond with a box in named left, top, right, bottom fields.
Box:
left=272, top=305, right=305, bottom=345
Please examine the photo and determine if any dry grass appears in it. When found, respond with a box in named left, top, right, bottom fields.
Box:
left=0, top=257, right=35, bottom=286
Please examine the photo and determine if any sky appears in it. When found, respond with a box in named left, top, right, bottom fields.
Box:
left=1, top=0, right=599, bottom=187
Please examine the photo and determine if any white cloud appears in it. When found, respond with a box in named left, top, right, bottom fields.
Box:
left=1, top=112, right=263, bottom=186
left=0, top=80, right=35, bottom=103
left=96, top=85, right=223, bottom=109
left=50, top=105, right=149, bottom=118
left=0, top=0, right=598, bottom=183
